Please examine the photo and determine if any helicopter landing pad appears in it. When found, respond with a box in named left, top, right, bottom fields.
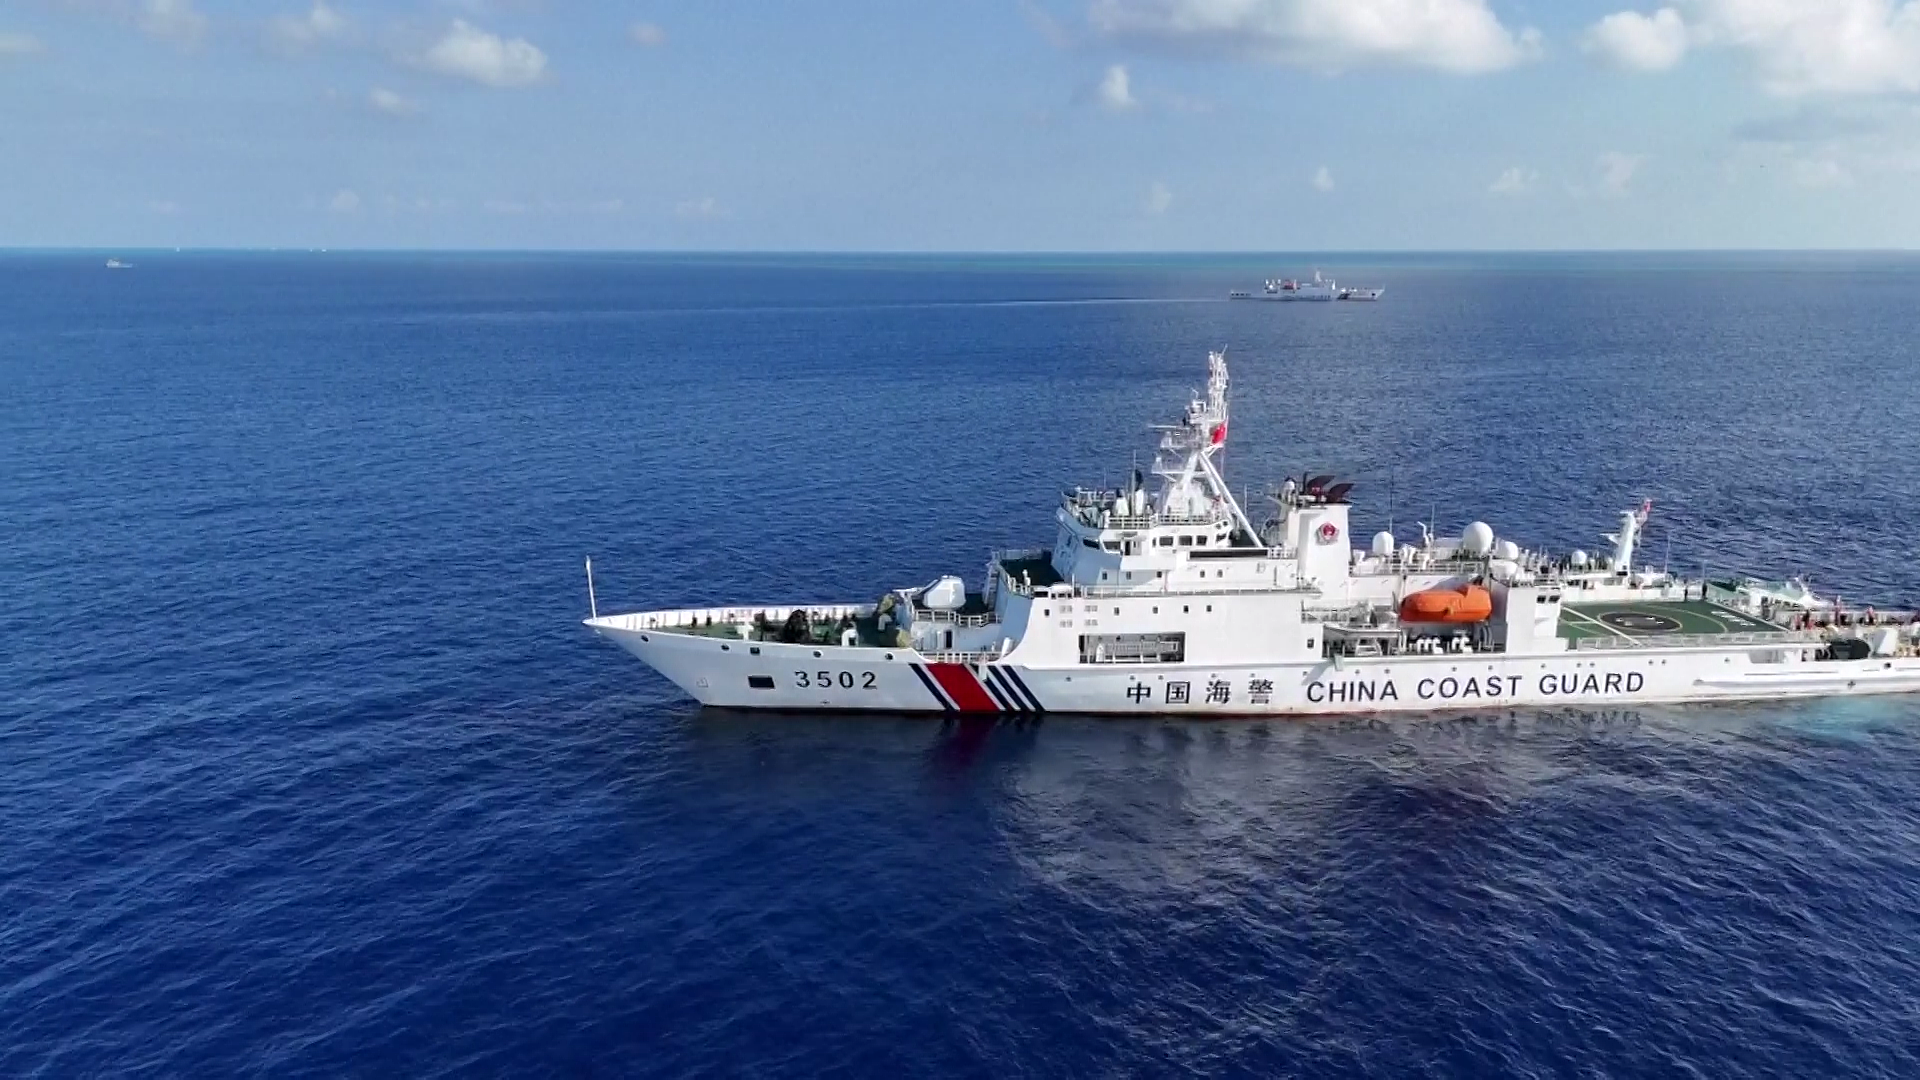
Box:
left=1558, top=600, right=1783, bottom=643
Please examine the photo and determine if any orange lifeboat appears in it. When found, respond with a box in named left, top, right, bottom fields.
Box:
left=1399, top=585, right=1493, bottom=624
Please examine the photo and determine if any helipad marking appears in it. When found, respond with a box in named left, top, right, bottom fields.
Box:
left=1560, top=606, right=1630, bottom=638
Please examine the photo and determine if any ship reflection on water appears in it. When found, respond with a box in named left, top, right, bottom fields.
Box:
left=665, top=700, right=1910, bottom=846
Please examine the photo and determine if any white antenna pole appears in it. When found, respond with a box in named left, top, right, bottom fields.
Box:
left=586, top=556, right=599, bottom=619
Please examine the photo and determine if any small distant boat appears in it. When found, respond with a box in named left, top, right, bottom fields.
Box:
left=1338, top=286, right=1384, bottom=301
left=105, top=258, right=132, bottom=270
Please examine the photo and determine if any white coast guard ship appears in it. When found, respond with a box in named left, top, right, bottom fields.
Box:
left=1230, top=271, right=1339, bottom=301
left=586, top=352, right=1920, bottom=715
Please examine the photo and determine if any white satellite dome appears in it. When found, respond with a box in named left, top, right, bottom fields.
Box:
left=1494, top=539, right=1521, bottom=562
left=1461, top=521, right=1495, bottom=556
left=1569, top=549, right=1590, bottom=568
left=1371, top=531, right=1395, bottom=557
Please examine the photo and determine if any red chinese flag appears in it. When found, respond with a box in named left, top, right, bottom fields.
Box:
left=1210, top=421, right=1227, bottom=446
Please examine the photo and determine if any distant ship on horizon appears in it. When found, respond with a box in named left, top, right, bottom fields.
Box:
left=1229, top=270, right=1384, bottom=302
left=105, top=258, right=132, bottom=270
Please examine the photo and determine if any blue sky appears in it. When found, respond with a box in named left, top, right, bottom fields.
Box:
left=3, top=0, right=1918, bottom=250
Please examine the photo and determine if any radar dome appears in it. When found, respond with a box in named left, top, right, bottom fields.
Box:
left=1461, top=521, right=1495, bottom=556
left=1569, top=549, right=1590, bottom=568
left=1371, top=531, right=1395, bottom=557
left=1494, top=540, right=1521, bottom=562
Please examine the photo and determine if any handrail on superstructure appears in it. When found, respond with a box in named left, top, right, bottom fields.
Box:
left=1572, top=630, right=1822, bottom=650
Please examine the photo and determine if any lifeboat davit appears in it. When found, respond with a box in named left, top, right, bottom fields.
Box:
left=1399, top=585, right=1493, bottom=624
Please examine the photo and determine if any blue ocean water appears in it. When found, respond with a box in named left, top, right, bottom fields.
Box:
left=5, top=251, right=1920, bottom=1077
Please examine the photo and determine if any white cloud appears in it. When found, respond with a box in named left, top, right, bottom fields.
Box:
left=1588, top=1, right=1920, bottom=95
left=675, top=196, right=722, bottom=218
left=1488, top=166, right=1539, bottom=194
left=1088, top=0, right=1541, bottom=75
left=271, top=2, right=346, bottom=48
left=147, top=199, right=181, bottom=214
left=140, top=0, right=207, bottom=45
left=1311, top=165, right=1335, bottom=191
left=368, top=87, right=417, bottom=116
left=1145, top=180, right=1173, bottom=213
left=1791, top=158, right=1854, bottom=187
left=328, top=189, right=361, bottom=213
left=1097, top=64, right=1138, bottom=109
left=1598, top=151, right=1643, bottom=196
left=420, top=19, right=546, bottom=88
left=1583, top=7, right=1688, bottom=70
left=0, top=32, right=45, bottom=57
left=629, top=22, right=666, bottom=47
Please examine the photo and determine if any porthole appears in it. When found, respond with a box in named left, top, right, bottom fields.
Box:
left=720, top=644, right=730, bottom=651
left=814, top=650, right=823, bottom=658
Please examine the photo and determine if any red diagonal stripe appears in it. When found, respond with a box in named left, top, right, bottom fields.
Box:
left=927, top=663, right=998, bottom=712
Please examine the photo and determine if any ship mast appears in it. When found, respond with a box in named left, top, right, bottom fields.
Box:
left=1151, top=350, right=1262, bottom=543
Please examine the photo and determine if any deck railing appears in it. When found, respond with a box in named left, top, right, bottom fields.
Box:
left=595, top=603, right=871, bottom=633
left=1572, top=630, right=1821, bottom=651
left=918, top=650, right=1005, bottom=665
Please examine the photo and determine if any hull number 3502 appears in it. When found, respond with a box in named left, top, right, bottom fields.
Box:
left=794, top=670, right=877, bottom=689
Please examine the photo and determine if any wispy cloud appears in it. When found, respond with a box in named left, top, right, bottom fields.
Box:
left=419, top=19, right=546, bottom=87
left=1312, top=165, right=1335, bottom=192
left=1021, top=0, right=1075, bottom=48
left=1089, top=0, right=1541, bottom=75
left=1145, top=180, right=1173, bottom=214
left=368, top=87, right=417, bottom=116
left=675, top=196, right=723, bottom=219
left=327, top=189, right=362, bottom=213
left=1598, top=151, right=1643, bottom=197
left=140, top=0, right=207, bottom=46
left=0, top=32, right=45, bottom=57
left=1790, top=158, right=1853, bottom=189
left=629, top=22, right=666, bottom=47
left=270, top=2, right=346, bottom=49
left=1488, top=166, right=1538, bottom=194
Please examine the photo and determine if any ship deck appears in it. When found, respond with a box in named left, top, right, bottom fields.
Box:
left=1557, top=599, right=1784, bottom=643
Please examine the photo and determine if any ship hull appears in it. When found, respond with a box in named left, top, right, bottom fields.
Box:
left=592, top=620, right=1920, bottom=716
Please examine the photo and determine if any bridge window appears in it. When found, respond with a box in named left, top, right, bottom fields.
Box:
left=1157, top=536, right=1174, bottom=547
left=748, top=675, right=775, bottom=689
left=1179, top=536, right=1194, bottom=546
left=1195, top=536, right=1209, bottom=546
